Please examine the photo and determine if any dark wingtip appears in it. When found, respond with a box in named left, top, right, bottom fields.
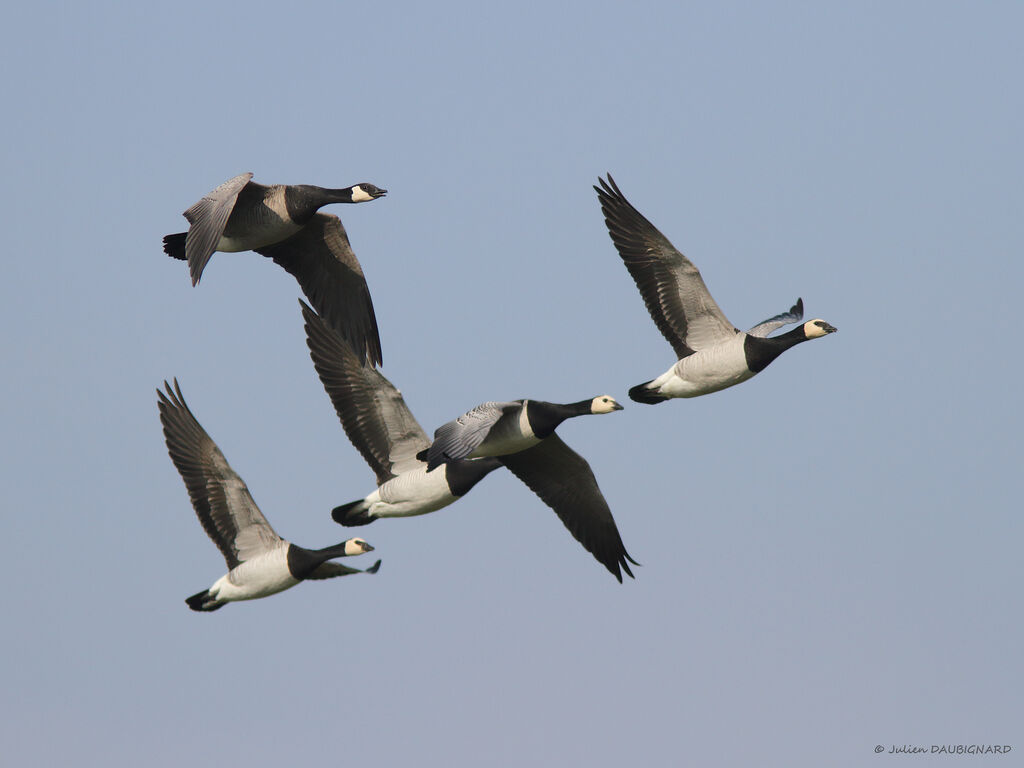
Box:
left=615, top=553, right=639, bottom=582
left=366, top=559, right=382, bottom=574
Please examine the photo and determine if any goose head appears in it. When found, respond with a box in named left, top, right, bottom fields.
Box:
left=349, top=183, right=388, bottom=202
left=344, top=537, right=375, bottom=555
left=803, top=319, right=837, bottom=339
left=590, top=395, right=624, bottom=414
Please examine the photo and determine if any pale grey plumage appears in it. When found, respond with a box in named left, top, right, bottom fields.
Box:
left=426, top=401, right=524, bottom=470
left=746, top=298, right=804, bottom=338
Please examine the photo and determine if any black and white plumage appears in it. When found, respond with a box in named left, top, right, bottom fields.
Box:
left=422, top=396, right=638, bottom=582
left=162, top=173, right=388, bottom=366
left=301, top=300, right=501, bottom=527
left=157, top=379, right=380, bottom=612
left=595, top=174, right=837, bottom=403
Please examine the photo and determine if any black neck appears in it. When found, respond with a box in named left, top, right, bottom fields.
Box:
left=744, top=326, right=809, bottom=373
left=525, top=399, right=593, bottom=438
left=286, top=542, right=352, bottom=580
left=284, top=185, right=357, bottom=223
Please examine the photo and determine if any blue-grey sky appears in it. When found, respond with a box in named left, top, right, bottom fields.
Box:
left=2, top=2, right=1020, bottom=766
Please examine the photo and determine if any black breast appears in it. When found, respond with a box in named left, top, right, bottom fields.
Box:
left=445, top=458, right=502, bottom=497
left=524, top=401, right=575, bottom=439
left=286, top=544, right=324, bottom=581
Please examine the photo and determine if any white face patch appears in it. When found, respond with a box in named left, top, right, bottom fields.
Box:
left=591, top=396, right=622, bottom=414
left=350, top=185, right=374, bottom=203
left=804, top=319, right=836, bottom=339
left=345, top=538, right=370, bottom=555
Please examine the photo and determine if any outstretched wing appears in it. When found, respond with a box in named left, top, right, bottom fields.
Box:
left=595, top=174, right=737, bottom=356
left=157, top=379, right=282, bottom=569
left=499, top=435, right=638, bottom=583
left=257, top=213, right=383, bottom=367
left=302, top=300, right=429, bottom=483
left=425, top=401, right=523, bottom=471
left=746, top=298, right=804, bottom=338
left=182, top=172, right=253, bottom=286
left=306, top=559, right=382, bottom=580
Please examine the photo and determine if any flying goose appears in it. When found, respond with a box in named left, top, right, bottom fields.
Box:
left=163, top=173, right=388, bottom=366
left=594, top=174, right=837, bottom=403
left=157, top=379, right=380, bottom=612
left=300, top=300, right=502, bottom=527
left=422, top=395, right=638, bottom=582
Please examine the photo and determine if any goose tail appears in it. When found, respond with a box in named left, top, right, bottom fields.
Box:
left=628, top=380, right=669, bottom=405
left=185, top=589, right=225, bottom=612
left=163, top=232, right=187, bottom=261
left=332, top=499, right=374, bottom=527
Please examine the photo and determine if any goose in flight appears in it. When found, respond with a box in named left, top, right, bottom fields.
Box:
left=157, top=379, right=380, bottom=612
left=422, top=395, right=637, bottom=582
left=300, top=300, right=501, bottom=527
left=594, top=174, right=836, bottom=403
left=163, top=172, right=387, bottom=366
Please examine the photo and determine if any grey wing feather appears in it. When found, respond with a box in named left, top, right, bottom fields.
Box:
left=157, top=379, right=282, bottom=570
left=746, top=298, right=804, bottom=338
left=426, top=401, right=522, bottom=471
left=595, top=174, right=737, bottom=356
left=499, top=435, right=637, bottom=583
left=301, top=300, right=429, bottom=484
left=257, top=213, right=383, bottom=367
left=182, top=172, right=253, bottom=286
left=306, top=558, right=382, bottom=580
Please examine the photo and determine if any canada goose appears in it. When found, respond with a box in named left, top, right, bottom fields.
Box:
left=422, top=396, right=637, bottom=582
left=157, top=379, right=380, bottom=612
left=594, top=174, right=837, bottom=403
left=300, top=300, right=502, bottom=527
left=163, top=173, right=388, bottom=366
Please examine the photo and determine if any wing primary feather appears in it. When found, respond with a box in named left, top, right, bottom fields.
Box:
left=499, top=435, right=637, bottom=582
left=157, top=378, right=281, bottom=569
left=301, top=300, right=430, bottom=483
left=258, top=214, right=382, bottom=366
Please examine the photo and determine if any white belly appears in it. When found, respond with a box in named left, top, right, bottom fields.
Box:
left=654, top=338, right=755, bottom=398
left=209, top=548, right=298, bottom=602
left=369, top=468, right=458, bottom=518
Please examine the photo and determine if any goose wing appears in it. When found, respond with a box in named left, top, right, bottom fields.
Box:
left=499, top=435, right=637, bottom=582
left=182, top=172, right=254, bottom=286
left=256, top=213, right=383, bottom=367
left=306, top=558, right=382, bottom=580
left=301, top=300, right=429, bottom=484
left=746, top=298, right=804, bottom=338
left=595, top=174, right=737, bottom=356
left=425, top=401, right=523, bottom=471
left=157, top=379, right=283, bottom=570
